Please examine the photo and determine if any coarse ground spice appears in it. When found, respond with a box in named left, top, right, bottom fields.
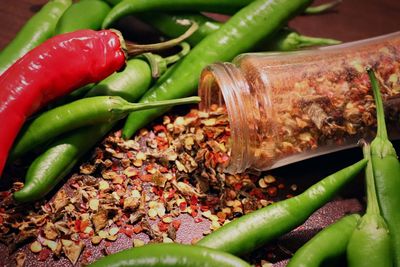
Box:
left=199, top=33, right=400, bottom=172
left=0, top=107, right=296, bottom=266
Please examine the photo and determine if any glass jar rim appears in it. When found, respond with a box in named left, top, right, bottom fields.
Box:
left=198, top=62, right=253, bottom=174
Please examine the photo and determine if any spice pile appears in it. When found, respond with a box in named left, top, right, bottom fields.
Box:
left=0, top=106, right=296, bottom=266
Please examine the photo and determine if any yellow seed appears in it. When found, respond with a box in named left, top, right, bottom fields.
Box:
left=106, top=235, right=118, bottom=241
left=132, top=189, right=141, bottom=198
left=91, top=236, right=102, bottom=245
left=133, top=159, right=143, bottom=167
left=264, top=175, right=276, bottom=184
left=202, top=210, right=212, bottom=218
left=148, top=208, right=158, bottom=218
left=163, top=236, right=174, bottom=243
left=209, top=215, right=219, bottom=222
left=98, top=230, right=108, bottom=239
left=112, top=192, right=120, bottom=201
left=99, top=180, right=110, bottom=191
left=84, top=226, right=93, bottom=234
left=109, top=227, right=119, bottom=236
left=133, top=239, right=145, bottom=247
left=258, top=178, right=267, bottom=188
left=89, top=199, right=99, bottom=211
left=43, top=239, right=58, bottom=252
left=30, top=241, right=42, bottom=253
left=233, top=200, right=241, bottom=207
left=162, top=216, right=173, bottom=223
left=210, top=220, right=221, bottom=230
left=136, top=152, right=147, bottom=161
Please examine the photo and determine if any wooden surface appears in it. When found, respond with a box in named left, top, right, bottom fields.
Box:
left=0, top=0, right=399, bottom=50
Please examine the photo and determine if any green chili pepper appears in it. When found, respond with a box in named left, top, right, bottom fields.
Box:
left=103, top=0, right=342, bottom=29
left=303, top=0, right=341, bottom=15
left=89, top=243, right=250, bottom=267
left=141, top=13, right=340, bottom=50
left=13, top=49, right=190, bottom=203
left=102, top=0, right=251, bottom=28
left=55, top=0, right=111, bottom=34
left=261, top=28, right=341, bottom=51
left=196, top=159, right=367, bottom=256
left=346, top=143, right=392, bottom=267
left=139, top=13, right=221, bottom=46
left=368, top=68, right=400, bottom=266
left=287, top=214, right=360, bottom=267
left=0, top=0, right=71, bottom=74
left=86, top=44, right=191, bottom=100
left=85, top=58, right=153, bottom=100
left=13, top=97, right=199, bottom=203
left=10, top=96, right=199, bottom=160
left=121, top=0, right=313, bottom=139
left=13, top=123, right=114, bottom=203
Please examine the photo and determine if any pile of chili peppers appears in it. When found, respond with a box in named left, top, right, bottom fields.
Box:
left=1, top=0, right=399, bottom=266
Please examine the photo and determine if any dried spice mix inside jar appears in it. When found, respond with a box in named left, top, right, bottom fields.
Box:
left=199, top=31, right=400, bottom=173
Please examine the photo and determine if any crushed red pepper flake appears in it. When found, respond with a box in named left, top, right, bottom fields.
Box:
left=0, top=107, right=295, bottom=266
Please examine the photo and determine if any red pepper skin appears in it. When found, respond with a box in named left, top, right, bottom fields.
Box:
left=0, top=29, right=126, bottom=176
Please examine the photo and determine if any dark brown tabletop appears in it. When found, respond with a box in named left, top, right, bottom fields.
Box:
left=1, top=0, right=399, bottom=49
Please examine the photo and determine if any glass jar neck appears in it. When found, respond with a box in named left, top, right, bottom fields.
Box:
left=198, top=62, right=254, bottom=174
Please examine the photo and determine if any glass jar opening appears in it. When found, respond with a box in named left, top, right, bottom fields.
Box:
left=198, top=63, right=252, bottom=174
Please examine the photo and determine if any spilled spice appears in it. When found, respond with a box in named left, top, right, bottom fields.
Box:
left=0, top=107, right=296, bottom=266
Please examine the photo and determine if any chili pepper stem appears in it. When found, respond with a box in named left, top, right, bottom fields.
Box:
left=304, top=0, right=342, bottom=14
left=125, top=23, right=198, bottom=57
left=295, top=34, right=341, bottom=47
left=115, top=96, right=200, bottom=112
left=141, top=42, right=191, bottom=78
left=164, top=42, right=191, bottom=65
left=362, top=143, right=381, bottom=215
left=368, top=68, right=388, bottom=140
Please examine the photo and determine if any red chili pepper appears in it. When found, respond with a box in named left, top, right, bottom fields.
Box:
left=0, top=24, right=197, bottom=176
left=0, top=29, right=124, bottom=176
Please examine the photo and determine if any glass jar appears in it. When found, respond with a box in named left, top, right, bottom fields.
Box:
left=198, top=31, right=400, bottom=174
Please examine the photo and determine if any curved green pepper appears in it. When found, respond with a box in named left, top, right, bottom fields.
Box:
left=0, top=0, right=71, bottom=74
left=197, top=159, right=367, bottom=255
left=55, top=0, right=111, bottom=34
left=287, top=214, right=360, bottom=267
left=368, top=69, right=400, bottom=266
left=89, top=243, right=251, bottom=267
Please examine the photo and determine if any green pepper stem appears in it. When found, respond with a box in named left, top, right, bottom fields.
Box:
left=164, top=42, right=191, bottom=65
left=295, top=34, right=341, bottom=48
left=125, top=23, right=198, bottom=57
left=141, top=42, right=191, bottom=78
left=119, top=96, right=200, bottom=112
left=362, top=142, right=381, bottom=215
left=304, top=0, right=341, bottom=15
left=368, top=68, right=388, bottom=140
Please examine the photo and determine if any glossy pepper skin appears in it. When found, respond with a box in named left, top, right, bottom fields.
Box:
left=0, top=29, right=126, bottom=177
left=197, top=159, right=367, bottom=256
left=88, top=243, right=251, bottom=267
left=0, top=0, right=71, bottom=74
left=10, top=95, right=199, bottom=161
left=102, top=0, right=254, bottom=29
left=102, top=0, right=334, bottom=29
left=13, top=48, right=192, bottom=203
left=141, top=13, right=341, bottom=49
left=287, top=214, right=360, bottom=267
left=368, top=69, right=400, bottom=266
left=13, top=123, right=115, bottom=203
left=55, top=0, right=111, bottom=34
left=122, top=0, right=313, bottom=139
left=346, top=143, right=392, bottom=267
